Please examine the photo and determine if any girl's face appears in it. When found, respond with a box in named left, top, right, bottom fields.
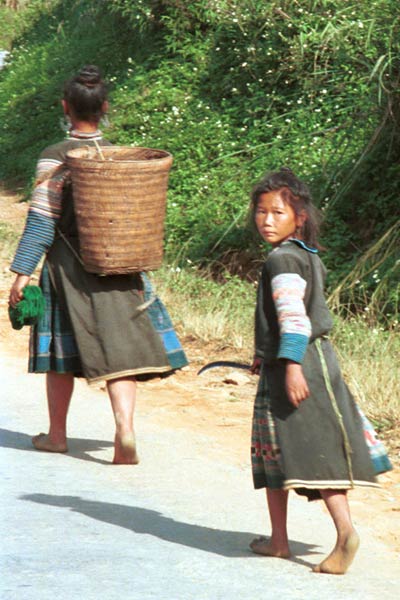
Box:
left=255, top=190, right=303, bottom=247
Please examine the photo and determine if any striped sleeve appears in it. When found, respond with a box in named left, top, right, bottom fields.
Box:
left=270, top=266, right=311, bottom=364
left=10, top=158, right=68, bottom=275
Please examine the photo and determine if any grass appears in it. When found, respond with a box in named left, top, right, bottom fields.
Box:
left=0, top=222, right=19, bottom=262
left=331, top=316, right=399, bottom=430
left=153, top=265, right=400, bottom=430
left=1, top=200, right=398, bottom=431
left=154, top=264, right=255, bottom=351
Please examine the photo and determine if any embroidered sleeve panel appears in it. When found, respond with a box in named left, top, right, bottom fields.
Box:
left=10, top=211, right=56, bottom=275
left=31, top=158, right=69, bottom=219
left=271, top=272, right=311, bottom=363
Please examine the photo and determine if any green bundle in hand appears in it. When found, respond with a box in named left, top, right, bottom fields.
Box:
left=8, top=285, right=45, bottom=330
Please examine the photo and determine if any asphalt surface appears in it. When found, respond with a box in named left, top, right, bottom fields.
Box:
left=1, top=351, right=399, bottom=600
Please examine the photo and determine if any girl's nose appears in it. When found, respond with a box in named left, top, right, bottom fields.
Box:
left=264, top=212, right=274, bottom=225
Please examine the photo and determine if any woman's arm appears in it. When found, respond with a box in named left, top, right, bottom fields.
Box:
left=9, top=274, right=31, bottom=308
left=10, top=158, right=67, bottom=276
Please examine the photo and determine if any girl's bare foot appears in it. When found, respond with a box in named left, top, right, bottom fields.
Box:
left=250, top=536, right=291, bottom=558
left=113, top=432, right=139, bottom=465
left=32, top=432, right=68, bottom=453
left=313, top=530, right=360, bottom=575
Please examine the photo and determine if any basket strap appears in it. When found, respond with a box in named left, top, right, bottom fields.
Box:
left=56, top=226, right=85, bottom=266
left=55, top=226, right=156, bottom=316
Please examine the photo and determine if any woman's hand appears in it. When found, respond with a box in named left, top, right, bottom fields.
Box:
left=9, top=274, right=31, bottom=308
left=250, top=356, right=262, bottom=375
left=285, top=360, right=309, bottom=408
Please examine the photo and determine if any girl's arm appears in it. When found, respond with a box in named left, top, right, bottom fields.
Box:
left=285, top=360, right=310, bottom=407
left=269, top=259, right=312, bottom=408
left=250, top=356, right=262, bottom=375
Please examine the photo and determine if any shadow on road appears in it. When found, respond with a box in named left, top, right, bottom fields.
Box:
left=0, top=428, right=113, bottom=465
left=21, top=492, right=320, bottom=563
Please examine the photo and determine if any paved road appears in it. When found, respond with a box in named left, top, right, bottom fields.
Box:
left=1, top=351, right=399, bottom=600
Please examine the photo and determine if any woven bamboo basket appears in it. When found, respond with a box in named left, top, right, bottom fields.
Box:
left=66, top=146, right=173, bottom=275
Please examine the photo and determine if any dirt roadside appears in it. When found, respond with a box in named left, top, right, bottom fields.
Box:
left=1, top=188, right=399, bottom=557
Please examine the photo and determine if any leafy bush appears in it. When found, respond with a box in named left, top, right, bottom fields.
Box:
left=0, top=0, right=399, bottom=322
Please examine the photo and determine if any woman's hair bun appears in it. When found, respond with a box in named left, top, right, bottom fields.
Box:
left=279, top=166, right=295, bottom=175
left=63, top=64, right=108, bottom=121
left=76, top=65, right=102, bottom=87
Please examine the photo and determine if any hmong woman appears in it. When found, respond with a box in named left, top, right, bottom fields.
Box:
left=8, top=65, right=188, bottom=464
left=248, top=167, right=391, bottom=574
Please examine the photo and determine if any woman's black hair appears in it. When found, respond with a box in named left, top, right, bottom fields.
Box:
left=63, top=65, right=108, bottom=123
left=250, top=167, right=322, bottom=249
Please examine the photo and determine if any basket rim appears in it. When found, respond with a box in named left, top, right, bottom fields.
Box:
left=66, top=145, right=173, bottom=164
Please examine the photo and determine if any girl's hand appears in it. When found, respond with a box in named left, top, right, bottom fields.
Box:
left=250, top=356, right=262, bottom=375
left=285, top=361, right=310, bottom=408
left=9, top=274, right=31, bottom=308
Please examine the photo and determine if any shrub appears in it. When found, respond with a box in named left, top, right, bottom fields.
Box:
left=0, top=0, right=398, bottom=323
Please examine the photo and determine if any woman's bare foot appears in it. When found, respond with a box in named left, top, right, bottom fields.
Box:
left=113, top=432, right=139, bottom=465
left=313, top=530, right=360, bottom=575
left=32, top=433, right=68, bottom=453
left=250, top=536, right=291, bottom=558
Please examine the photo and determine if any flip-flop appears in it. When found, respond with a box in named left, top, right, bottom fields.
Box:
left=32, top=433, right=68, bottom=453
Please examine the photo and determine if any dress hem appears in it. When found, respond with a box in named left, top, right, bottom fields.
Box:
left=87, top=366, right=172, bottom=384
left=283, top=478, right=379, bottom=491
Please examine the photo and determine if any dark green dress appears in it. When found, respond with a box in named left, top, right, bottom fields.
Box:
left=251, top=239, right=378, bottom=500
left=11, top=133, right=188, bottom=383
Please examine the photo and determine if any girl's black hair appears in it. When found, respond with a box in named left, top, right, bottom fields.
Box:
left=250, top=167, right=322, bottom=249
left=63, top=65, right=108, bottom=123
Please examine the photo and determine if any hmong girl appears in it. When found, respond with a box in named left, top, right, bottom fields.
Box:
left=249, top=167, right=391, bottom=574
left=8, top=65, right=187, bottom=464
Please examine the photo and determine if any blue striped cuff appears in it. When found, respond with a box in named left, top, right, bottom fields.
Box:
left=278, top=333, right=309, bottom=363
left=11, top=211, right=56, bottom=275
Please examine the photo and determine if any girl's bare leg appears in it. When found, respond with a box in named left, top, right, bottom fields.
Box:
left=32, top=371, right=74, bottom=452
left=107, top=376, right=139, bottom=464
left=313, top=489, right=359, bottom=575
left=250, top=489, right=291, bottom=557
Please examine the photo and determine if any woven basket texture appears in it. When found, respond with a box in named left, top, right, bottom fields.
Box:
left=66, top=146, right=173, bottom=275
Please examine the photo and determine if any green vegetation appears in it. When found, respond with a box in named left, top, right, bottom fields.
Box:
left=154, top=266, right=399, bottom=428
left=0, top=0, right=398, bottom=327
left=0, top=221, right=19, bottom=262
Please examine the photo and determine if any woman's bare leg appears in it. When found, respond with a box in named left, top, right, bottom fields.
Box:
left=32, top=371, right=73, bottom=452
left=250, top=488, right=291, bottom=557
left=313, top=489, right=359, bottom=574
left=107, top=376, right=138, bottom=464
